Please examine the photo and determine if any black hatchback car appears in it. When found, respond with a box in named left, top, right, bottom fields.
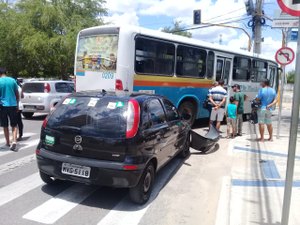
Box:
left=36, top=91, right=191, bottom=204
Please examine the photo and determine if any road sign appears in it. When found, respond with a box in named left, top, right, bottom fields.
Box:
left=278, top=0, right=300, bottom=16
left=289, top=30, right=298, bottom=41
left=275, top=47, right=295, bottom=65
left=272, top=19, right=299, bottom=28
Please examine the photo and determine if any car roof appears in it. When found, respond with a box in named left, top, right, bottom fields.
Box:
left=24, top=80, right=74, bottom=83
left=73, top=90, right=165, bottom=103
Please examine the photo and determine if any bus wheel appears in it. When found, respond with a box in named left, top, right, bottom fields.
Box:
left=179, top=101, right=196, bottom=126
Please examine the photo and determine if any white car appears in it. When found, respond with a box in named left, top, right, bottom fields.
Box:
left=21, top=80, right=75, bottom=118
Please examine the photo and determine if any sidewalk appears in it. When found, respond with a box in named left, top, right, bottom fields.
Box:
left=218, top=99, right=300, bottom=225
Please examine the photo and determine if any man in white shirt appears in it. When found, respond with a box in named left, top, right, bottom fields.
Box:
left=208, top=79, right=227, bottom=131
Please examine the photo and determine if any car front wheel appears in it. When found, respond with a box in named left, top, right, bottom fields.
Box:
left=129, top=163, right=155, bottom=204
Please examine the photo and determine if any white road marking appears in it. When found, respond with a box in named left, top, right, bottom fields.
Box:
left=0, top=154, right=35, bottom=176
left=97, top=159, right=182, bottom=225
left=0, top=173, right=43, bottom=207
left=0, top=132, right=36, bottom=137
left=215, top=176, right=231, bottom=225
left=0, top=139, right=39, bottom=157
left=23, top=184, right=97, bottom=224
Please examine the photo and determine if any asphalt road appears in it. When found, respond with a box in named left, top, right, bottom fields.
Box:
left=0, top=114, right=231, bottom=225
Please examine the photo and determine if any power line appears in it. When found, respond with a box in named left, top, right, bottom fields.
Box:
left=206, top=7, right=246, bottom=23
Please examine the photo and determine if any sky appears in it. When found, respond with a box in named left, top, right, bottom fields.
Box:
left=104, top=0, right=297, bottom=71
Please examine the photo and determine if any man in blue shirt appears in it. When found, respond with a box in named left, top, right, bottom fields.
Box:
left=0, top=68, right=19, bottom=151
left=256, top=79, right=278, bottom=142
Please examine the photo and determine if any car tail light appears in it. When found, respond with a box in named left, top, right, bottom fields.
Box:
left=42, top=117, right=48, bottom=128
left=126, top=99, right=140, bottom=139
left=123, top=165, right=138, bottom=170
left=35, top=149, right=40, bottom=155
left=44, top=83, right=51, bottom=93
left=115, top=79, right=123, bottom=90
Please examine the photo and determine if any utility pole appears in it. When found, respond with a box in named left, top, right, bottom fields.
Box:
left=254, top=0, right=263, bottom=54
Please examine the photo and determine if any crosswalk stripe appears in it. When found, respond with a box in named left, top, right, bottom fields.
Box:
left=97, top=159, right=182, bottom=225
left=0, top=132, right=36, bottom=137
left=0, top=173, right=43, bottom=207
left=0, top=139, right=39, bottom=157
left=0, top=154, right=35, bottom=176
left=23, top=184, right=98, bottom=224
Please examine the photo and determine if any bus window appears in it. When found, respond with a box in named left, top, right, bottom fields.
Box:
left=269, top=66, right=276, bottom=87
left=252, top=60, right=267, bottom=82
left=233, top=57, right=251, bottom=81
left=206, top=51, right=214, bottom=79
left=176, top=45, right=207, bottom=78
left=135, top=37, right=175, bottom=76
left=216, top=59, right=224, bottom=81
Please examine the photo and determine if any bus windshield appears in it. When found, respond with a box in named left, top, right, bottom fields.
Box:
left=76, top=35, right=118, bottom=73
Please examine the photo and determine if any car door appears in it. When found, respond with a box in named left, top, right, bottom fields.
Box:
left=146, top=98, right=172, bottom=168
left=161, top=98, right=184, bottom=157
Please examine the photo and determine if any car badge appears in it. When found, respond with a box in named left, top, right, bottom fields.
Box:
left=74, top=135, right=82, bottom=144
left=73, top=135, right=83, bottom=151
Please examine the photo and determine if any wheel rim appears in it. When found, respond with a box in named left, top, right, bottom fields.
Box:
left=143, top=170, right=152, bottom=193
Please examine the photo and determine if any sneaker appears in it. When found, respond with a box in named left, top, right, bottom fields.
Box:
left=10, top=142, right=17, bottom=152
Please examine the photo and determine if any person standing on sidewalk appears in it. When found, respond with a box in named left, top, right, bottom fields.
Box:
left=0, top=68, right=19, bottom=151
left=232, top=84, right=245, bottom=136
left=226, top=96, right=237, bottom=138
left=256, top=79, right=278, bottom=142
left=208, top=79, right=227, bottom=131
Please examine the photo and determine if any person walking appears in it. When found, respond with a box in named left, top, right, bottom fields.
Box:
left=226, top=96, right=237, bottom=138
left=232, top=84, right=245, bottom=136
left=16, top=80, right=24, bottom=140
left=0, top=68, right=19, bottom=151
left=208, top=79, right=227, bottom=131
left=256, top=79, right=278, bottom=142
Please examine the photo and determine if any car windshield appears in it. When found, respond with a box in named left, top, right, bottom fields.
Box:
left=47, top=96, right=128, bottom=138
left=22, top=83, right=44, bottom=93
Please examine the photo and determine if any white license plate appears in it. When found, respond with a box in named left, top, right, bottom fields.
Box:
left=25, top=106, right=36, bottom=110
left=61, top=163, right=91, bottom=178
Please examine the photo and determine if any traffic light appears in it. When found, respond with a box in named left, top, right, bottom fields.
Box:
left=244, top=0, right=254, bottom=16
left=193, top=10, right=201, bottom=25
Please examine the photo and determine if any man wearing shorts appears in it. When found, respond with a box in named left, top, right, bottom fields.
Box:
left=208, top=79, right=227, bottom=131
left=0, top=68, right=19, bottom=151
left=256, top=79, right=277, bottom=142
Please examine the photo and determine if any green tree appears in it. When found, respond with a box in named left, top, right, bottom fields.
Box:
left=162, top=21, right=192, bottom=38
left=287, top=70, right=295, bottom=84
left=0, top=0, right=107, bottom=79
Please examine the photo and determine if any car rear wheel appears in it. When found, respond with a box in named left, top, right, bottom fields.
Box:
left=179, top=133, right=191, bottom=158
left=22, top=112, right=34, bottom=119
left=39, top=171, right=56, bottom=184
left=179, top=101, right=196, bottom=126
left=129, top=163, right=155, bottom=204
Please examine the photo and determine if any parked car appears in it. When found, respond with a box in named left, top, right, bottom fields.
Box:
left=21, top=80, right=75, bottom=118
left=36, top=91, right=191, bottom=204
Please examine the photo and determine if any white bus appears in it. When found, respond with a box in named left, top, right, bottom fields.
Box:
left=74, top=25, right=279, bottom=123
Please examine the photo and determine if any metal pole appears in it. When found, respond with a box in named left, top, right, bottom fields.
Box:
left=277, top=29, right=288, bottom=139
left=277, top=66, right=285, bottom=139
left=281, top=17, right=300, bottom=225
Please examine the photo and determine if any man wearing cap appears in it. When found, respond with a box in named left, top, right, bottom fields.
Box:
left=208, top=79, right=227, bottom=131
left=0, top=68, right=19, bottom=151
left=232, top=84, right=245, bottom=136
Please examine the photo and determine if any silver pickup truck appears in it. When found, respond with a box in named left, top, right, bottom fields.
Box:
left=21, top=80, right=75, bottom=118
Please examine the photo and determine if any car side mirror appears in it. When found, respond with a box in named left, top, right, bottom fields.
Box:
left=182, top=113, right=191, bottom=121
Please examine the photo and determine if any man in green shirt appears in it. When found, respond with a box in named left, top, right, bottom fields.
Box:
left=232, top=84, right=245, bottom=136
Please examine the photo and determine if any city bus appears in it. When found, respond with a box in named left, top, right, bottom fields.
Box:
left=74, top=25, right=279, bottom=124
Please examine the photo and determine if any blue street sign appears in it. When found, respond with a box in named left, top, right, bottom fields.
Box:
left=290, top=30, right=298, bottom=41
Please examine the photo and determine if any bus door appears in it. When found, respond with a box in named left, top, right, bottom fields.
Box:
left=216, top=56, right=232, bottom=84
left=268, top=65, right=279, bottom=93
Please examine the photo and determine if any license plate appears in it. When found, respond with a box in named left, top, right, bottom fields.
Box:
left=61, top=163, right=91, bottom=178
left=25, top=105, right=36, bottom=110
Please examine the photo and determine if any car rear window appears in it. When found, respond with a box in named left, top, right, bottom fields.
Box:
left=22, top=83, right=44, bottom=93
left=47, top=96, right=128, bottom=138
left=55, top=82, right=74, bottom=93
